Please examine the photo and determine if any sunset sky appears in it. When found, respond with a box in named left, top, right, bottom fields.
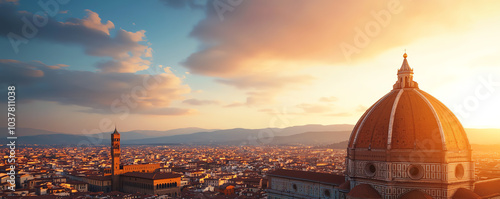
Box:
left=1, top=0, right=500, bottom=134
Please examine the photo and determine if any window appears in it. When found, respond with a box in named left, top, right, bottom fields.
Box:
left=324, top=189, right=331, bottom=197
left=292, top=184, right=297, bottom=191
left=364, top=163, right=376, bottom=177
left=408, top=164, right=424, bottom=180
left=455, top=164, right=465, bottom=179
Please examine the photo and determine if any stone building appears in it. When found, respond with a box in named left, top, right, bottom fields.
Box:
left=109, top=128, right=181, bottom=196
left=120, top=172, right=181, bottom=196
left=267, top=169, right=346, bottom=199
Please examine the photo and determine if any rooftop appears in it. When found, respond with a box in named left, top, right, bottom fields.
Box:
left=267, top=169, right=344, bottom=185
left=122, top=172, right=182, bottom=180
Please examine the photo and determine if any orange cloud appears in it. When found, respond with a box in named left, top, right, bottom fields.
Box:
left=65, top=9, right=115, bottom=35
left=0, top=60, right=192, bottom=115
left=184, top=0, right=500, bottom=76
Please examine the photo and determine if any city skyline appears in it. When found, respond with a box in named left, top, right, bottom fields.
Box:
left=1, top=0, right=500, bottom=134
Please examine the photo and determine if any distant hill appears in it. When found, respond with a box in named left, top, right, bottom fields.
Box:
left=269, top=131, right=351, bottom=145
left=8, top=127, right=63, bottom=137
left=5, top=125, right=499, bottom=146
left=124, top=124, right=354, bottom=145
left=88, top=127, right=216, bottom=140
left=130, top=127, right=217, bottom=137
left=323, top=140, right=349, bottom=149
left=9, top=125, right=354, bottom=146
left=5, top=134, right=97, bottom=145
left=471, top=144, right=500, bottom=152
left=465, top=128, right=500, bottom=145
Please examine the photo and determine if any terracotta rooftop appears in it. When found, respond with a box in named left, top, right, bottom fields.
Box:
left=337, top=180, right=350, bottom=190
left=84, top=175, right=111, bottom=181
left=267, top=169, right=344, bottom=185
left=452, top=188, right=481, bottom=199
left=122, top=172, right=182, bottom=180
left=474, top=178, right=500, bottom=198
left=346, top=184, right=381, bottom=199
left=399, top=190, right=432, bottom=199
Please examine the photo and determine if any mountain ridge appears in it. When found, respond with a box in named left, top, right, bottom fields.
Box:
left=4, top=125, right=499, bottom=146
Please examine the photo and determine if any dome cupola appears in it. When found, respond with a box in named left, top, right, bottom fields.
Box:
left=346, top=53, right=475, bottom=199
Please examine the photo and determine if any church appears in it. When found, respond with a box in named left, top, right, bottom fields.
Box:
left=266, top=54, right=500, bottom=199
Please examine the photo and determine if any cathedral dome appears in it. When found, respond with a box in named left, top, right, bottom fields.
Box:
left=345, top=53, right=475, bottom=199
left=348, top=54, right=470, bottom=152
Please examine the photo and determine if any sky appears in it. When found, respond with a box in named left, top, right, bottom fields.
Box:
left=1, top=0, right=500, bottom=134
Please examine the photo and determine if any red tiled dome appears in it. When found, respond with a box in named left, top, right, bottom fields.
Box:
left=399, top=190, right=433, bottom=199
left=348, top=55, right=470, bottom=152
left=452, top=188, right=481, bottom=199
left=347, top=184, right=381, bottom=199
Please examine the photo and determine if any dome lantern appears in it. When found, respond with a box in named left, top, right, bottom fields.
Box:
left=394, top=52, right=418, bottom=89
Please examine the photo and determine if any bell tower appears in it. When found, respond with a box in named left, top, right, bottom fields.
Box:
left=111, top=127, right=121, bottom=191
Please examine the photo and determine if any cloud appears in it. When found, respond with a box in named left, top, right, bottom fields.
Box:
left=0, top=60, right=193, bottom=115
left=64, top=9, right=114, bottom=35
left=224, top=102, right=245, bottom=108
left=183, top=98, right=219, bottom=106
left=136, top=107, right=197, bottom=115
left=182, top=0, right=499, bottom=76
left=319, top=96, right=338, bottom=103
left=159, top=0, right=205, bottom=9
left=0, top=0, right=17, bottom=5
left=296, top=103, right=332, bottom=114
left=46, top=63, right=69, bottom=69
left=0, top=5, right=151, bottom=73
left=219, top=74, right=314, bottom=107
left=179, top=0, right=500, bottom=108
left=325, top=112, right=352, bottom=117
left=356, top=105, right=368, bottom=112
left=216, top=74, right=314, bottom=90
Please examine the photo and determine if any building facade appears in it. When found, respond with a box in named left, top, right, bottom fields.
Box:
left=267, top=169, right=347, bottom=199
left=120, top=172, right=181, bottom=196
left=109, top=128, right=181, bottom=195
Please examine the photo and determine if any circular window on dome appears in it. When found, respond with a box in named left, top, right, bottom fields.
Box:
left=364, top=163, right=376, bottom=177
left=408, top=164, right=424, bottom=180
left=455, top=164, right=465, bottom=179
